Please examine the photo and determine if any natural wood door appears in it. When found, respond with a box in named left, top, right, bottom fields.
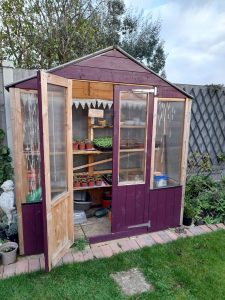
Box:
left=112, top=85, right=154, bottom=234
left=38, top=71, right=73, bottom=271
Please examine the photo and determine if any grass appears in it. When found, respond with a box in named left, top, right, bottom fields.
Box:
left=0, top=230, right=225, bottom=300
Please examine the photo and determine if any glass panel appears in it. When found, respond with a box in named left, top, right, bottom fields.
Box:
left=153, top=100, right=185, bottom=188
left=48, top=84, right=67, bottom=200
left=21, top=92, right=42, bottom=203
left=118, top=91, right=148, bottom=184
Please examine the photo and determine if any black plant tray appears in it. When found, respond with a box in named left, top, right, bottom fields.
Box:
left=103, top=174, right=112, bottom=185
left=94, top=145, right=112, bottom=152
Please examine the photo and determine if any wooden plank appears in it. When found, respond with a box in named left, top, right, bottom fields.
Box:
left=180, top=98, right=192, bottom=225
left=72, top=80, right=113, bottom=100
left=67, top=79, right=74, bottom=243
left=148, top=190, right=158, bottom=232
left=150, top=97, right=158, bottom=189
left=46, top=73, right=69, bottom=87
left=10, top=88, right=25, bottom=254
left=135, top=184, right=145, bottom=225
left=87, top=117, right=94, bottom=174
left=76, top=55, right=149, bottom=73
left=126, top=186, right=136, bottom=226
left=73, top=150, right=112, bottom=155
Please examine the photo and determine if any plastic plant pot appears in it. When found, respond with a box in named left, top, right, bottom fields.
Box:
left=0, top=242, right=18, bottom=265
left=79, top=143, right=85, bottom=150
left=85, top=142, right=93, bottom=150
left=81, top=181, right=88, bottom=187
left=102, top=199, right=111, bottom=208
left=73, top=181, right=80, bottom=188
left=95, top=180, right=102, bottom=186
left=88, top=180, right=95, bottom=187
left=73, top=143, right=79, bottom=150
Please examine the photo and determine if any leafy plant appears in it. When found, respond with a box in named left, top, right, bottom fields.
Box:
left=185, top=175, right=225, bottom=224
left=0, top=129, right=13, bottom=185
left=72, top=237, right=87, bottom=251
left=93, top=136, right=112, bottom=149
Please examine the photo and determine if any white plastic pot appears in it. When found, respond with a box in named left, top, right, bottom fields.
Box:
left=0, top=242, right=18, bottom=265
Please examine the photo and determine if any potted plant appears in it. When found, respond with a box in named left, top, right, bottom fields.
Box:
left=79, top=140, right=85, bottom=151
left=183, top=202, right=196, bottom=226
left=0, top=241, right=18, bottom=265
left=85, top=139, right=93, bottom=150
left=73, top=176, right=80, bottom=188
left=95, top=175, right=102, bottom=186
left=81, top=178, right=88, bottom=187
left=88, top=176, right=95, bottom=187
left=73, top=138, right=79, bottom=151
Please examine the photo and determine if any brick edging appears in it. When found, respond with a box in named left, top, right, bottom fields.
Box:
left=1, top=223, right=224, bottom=279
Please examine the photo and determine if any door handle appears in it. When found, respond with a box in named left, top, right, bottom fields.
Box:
left=128, top=220, right=151, bottom=229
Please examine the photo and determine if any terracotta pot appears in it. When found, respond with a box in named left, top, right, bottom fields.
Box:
left=81, top=182, right=88, bottom=187
left=88, top=181, right=95, bottom=187
left=79, top=143, right=85, bottom=150
left=0, top=242, right=18, bottom=265
left=73, top=143, right=79, bottom=150
left=73, top=181, right=80, bottom=188
left=85, top=143, right=93, bottom=150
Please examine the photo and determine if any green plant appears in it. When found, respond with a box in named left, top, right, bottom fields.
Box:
left=185, top=175, right=225, bottom=224
left=0, top=129, right=13, bottom=185
left=93, top=136, right=112, bottom=148
left=72, top=237, right=87, bottom=251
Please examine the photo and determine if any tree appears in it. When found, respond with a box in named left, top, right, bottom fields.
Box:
left=0, top=0, right=166, bottom=74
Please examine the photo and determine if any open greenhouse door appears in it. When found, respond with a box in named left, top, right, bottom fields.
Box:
left=38, top=71, right=73, bottom=271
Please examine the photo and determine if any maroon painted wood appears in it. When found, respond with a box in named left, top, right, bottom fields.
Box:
left=14, top=49, right=188, bottom=99
left=111, top=85, right=153, bottom=233
left=22, top=202, right=44, bottom=255
left=148, top=186, right=182, bottom=232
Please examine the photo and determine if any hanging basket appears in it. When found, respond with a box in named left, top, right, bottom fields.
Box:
left=0, top=242, right=18, bottom=265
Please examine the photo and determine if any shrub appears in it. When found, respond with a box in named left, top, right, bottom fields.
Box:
left=0, top=129, right=13, bottom=185
left=184, top=175, right=225, bottom=224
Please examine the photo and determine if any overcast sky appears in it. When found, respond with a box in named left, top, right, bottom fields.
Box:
left=125, top=0, right=225, bottom=85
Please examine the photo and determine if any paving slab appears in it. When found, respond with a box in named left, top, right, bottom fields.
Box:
left=199, top=225, right=212, bottom=233
left=157, top=231, right=172, bottom=243
left=109, top=242, right=123, bottom=254
left=3, top=263, right=16, bottom=278
left=91, top=246, right=105, bottom=259
left=216, top=223, right=225, bottom=230
left=207, top=224, right=218, bottom=231
left=28, top=257, right=40, bottom=272
left=72, top=251, right=84, bottom=262
left=111, top=268, right=154, bottom=296
left=149, top=232, right=164, bottom=244
left=15, top=259, right=29, bottom=275
left=63, top=251, right=74, bottom=264
left=82, top=248, right=94, bottom=261
left=165, top=230, right=179, bottom=241
left=101, top=244, right=114, bottom=257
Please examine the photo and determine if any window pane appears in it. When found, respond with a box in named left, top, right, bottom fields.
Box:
left=153, top=100, right=185, bottom=188
left=21, top=93, right=41, bottom=203
left=48, top=84, right=67, bottom=199
left=118, top=91, right=148, bottom=184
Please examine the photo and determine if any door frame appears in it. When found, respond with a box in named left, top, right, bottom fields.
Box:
left=37, top=71, right=73, bottom=271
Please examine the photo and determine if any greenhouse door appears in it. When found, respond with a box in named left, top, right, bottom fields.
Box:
left=112, top=85, right=154, bottom=234
left=38, top=71, right=73, bottom=271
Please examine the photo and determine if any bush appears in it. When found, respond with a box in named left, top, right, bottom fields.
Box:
left=0, top=129, right=13, bottom=185
left=184, top=175, right=225, bottom=224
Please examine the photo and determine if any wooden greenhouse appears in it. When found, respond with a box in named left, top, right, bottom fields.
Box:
left=6, top=46, right=192, bottom=271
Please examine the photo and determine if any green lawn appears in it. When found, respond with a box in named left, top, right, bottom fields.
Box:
left=0, top=230, right=225, bottom=300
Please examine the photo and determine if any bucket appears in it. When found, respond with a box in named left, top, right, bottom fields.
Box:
left=0, top=242, right=18, bottom=265
left=154, top=175, right=168, bottom=187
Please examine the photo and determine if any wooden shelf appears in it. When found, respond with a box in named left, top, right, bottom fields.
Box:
left=24, top=151, right=65, bottom=155
left=74, top=170, right=112, bottom=176
left=120, top=125, right=145, bottom=128
left=120, top=148, right=144, bottom=152
left=91, top=125, right=113, bottom=129
left=73, top=149, right=112, bottom=155
left=74, top=181, right=111, bottom=191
